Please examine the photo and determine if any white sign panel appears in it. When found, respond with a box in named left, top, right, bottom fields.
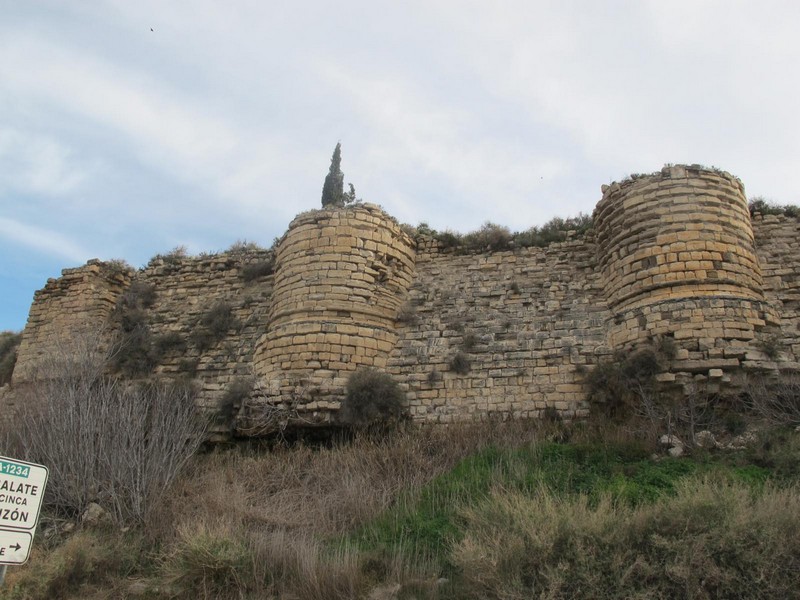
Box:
left=0, top=530, right=32, bottom=565
left=0, top=456, right=48, bottom=565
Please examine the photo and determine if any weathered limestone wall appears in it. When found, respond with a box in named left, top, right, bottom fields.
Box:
left=9, top=165, right=800, bottom=435
left=133, top=251, right=274, bottom=435
left=388, top=233, right=609, bottom=422
left=752, top=212, right=800, bottom=368
left=10, top=251, right=275, bottom=438
left=13, top=260, right=131, bottom=381
left=595, top=165, right=781, bottom=391
left=243, top=204, right=415, bottom=431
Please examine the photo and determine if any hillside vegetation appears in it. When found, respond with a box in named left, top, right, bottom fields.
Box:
left=1, top=386, right=799, bottom=598
left=0, top=331, right=21, bottom=385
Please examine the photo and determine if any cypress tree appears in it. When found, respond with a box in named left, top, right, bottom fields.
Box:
left=321, top=142, right=344, bottom=207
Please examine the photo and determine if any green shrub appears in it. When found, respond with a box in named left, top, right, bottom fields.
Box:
left=784, top=205, right=800, bottom=218
left=513, top=213, right=593, bottom=248
left=462, top=222, right=512, bottom=251
left=227, top=239, right=265, bottom=254
left=120, top=281, right=156, bottom=311
left=461, top=333, right=478, bottom=351
left=148, top=245, right=189, bottom=268
left=748, top=197, right=800, bottom=218
left=723, top=411, right=748, bottom=435
left=190, top=302, right=239, bottom=351
left=415, top=222, right=436, bottom=237
left=108, top=283, right=161, bottom=376
left=152, top=331, right=186, bottom=356
left=112, top=327, right=159, bottom=376
left=449, top=352, right=471, bottom=375
left=0, top=331, right=21, bottom=385
left=395, top=303, right=420, bottom=325
left=435, top=230, right=463, bottom=250
left=177, top=358, right=199, bottom=377
left=103, top=258, right=134, bottom=277
left=340, top=369, right=406, bottom=427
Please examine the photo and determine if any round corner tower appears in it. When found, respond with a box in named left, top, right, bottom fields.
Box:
left=248, top=203, right=415, bottom=426
left=594, top=165, right=778, bottom=375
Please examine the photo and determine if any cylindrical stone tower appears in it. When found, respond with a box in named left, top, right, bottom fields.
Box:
left=594, top=165, right=778, bottom=375
left=247, top=203, right=415, bottom=427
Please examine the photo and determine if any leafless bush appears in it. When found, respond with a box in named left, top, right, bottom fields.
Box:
left=743, top=374, right=800, bottom=426
left=6, top=331, right=208, bottom=525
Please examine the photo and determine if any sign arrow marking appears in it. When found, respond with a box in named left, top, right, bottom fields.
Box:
left=9, top=543, right=20, bottom=551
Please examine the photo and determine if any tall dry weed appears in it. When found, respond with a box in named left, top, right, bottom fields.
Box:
left=451, top=477, right=800, bottom=599
left=156, top=420, right=541, bottom=540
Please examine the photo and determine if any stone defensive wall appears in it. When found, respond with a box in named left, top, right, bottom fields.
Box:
left=5, top=165, right=800, bottom=435
left=12, top=260, right=132, bottom=381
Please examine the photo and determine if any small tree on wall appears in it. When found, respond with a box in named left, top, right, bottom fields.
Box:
left=321, top=142, right=360, bottom=207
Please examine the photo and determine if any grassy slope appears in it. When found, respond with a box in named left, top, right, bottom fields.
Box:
left=2, top=422, right=799, bottom=599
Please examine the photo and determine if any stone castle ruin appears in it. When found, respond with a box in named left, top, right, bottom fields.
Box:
left=4, top=165, right=800, bottom=438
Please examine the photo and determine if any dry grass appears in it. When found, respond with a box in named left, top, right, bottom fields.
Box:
left=155, top=421, right=540, bottom=539
left=147, top=422, right=539, bottom=599
left=451, top=477, right=800, bottom=599
left=5, top=416, right=799, bottom=599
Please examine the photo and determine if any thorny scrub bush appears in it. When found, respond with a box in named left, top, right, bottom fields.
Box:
left=339, top=368, right=407, bottom=428
left=585, top=348, right=662, bottom=420
left=109, top=280, right=159, bottom=376
left=190, top=302, right=239, bottom=352
left=240, top=258, right=275, bottom=282
left=448, top=351, right=471, bottom=375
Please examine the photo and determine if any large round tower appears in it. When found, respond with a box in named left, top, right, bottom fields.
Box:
left=594, top=165, right=778, bottom=380
left=244, top=204, right=415, bottom=430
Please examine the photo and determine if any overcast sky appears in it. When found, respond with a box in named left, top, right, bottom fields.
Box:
left=2, top=1, right=799, bottom=331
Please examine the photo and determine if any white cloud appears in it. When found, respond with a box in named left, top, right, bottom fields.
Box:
left=0, top=128, right=88, bottom=196
left=0, top=34, right=289, bottom=209
left=0, top=217, right=91, bottom=263
left=317, top=62, right=573, bottom=228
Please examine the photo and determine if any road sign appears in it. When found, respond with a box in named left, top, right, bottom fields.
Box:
left=0, top=531, right=32, bottom=565
left=0, top=456, right=48, bottom=565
